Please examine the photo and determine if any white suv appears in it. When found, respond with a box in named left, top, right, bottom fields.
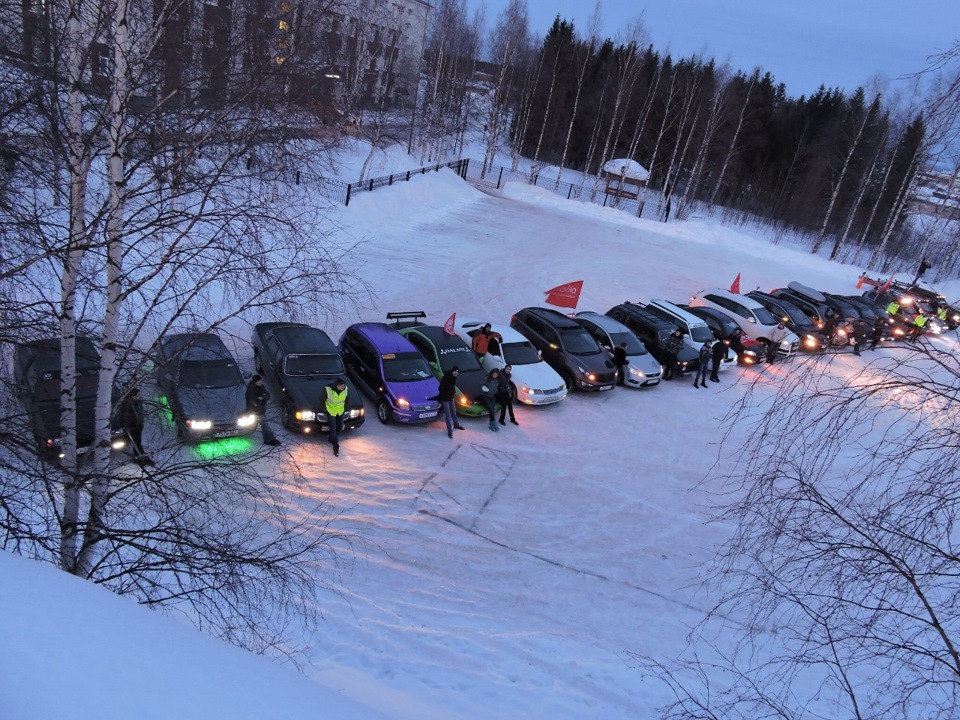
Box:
left=644, top=299, right=735, bottom=369
left=689, top=288, right=800, bottom=360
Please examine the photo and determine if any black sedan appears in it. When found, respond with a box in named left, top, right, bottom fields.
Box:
left=153, top=333, right=257, bottom=442
left=251, top=322, right=364, bottom=434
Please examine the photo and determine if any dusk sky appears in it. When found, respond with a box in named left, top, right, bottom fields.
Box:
left=469, top=0, right=960, bottom=99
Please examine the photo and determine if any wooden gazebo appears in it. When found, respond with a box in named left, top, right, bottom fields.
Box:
left=602, top=158, right=650, bottom=200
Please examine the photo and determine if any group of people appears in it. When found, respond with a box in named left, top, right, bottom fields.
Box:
left=610, top=328, right=730, bottom=388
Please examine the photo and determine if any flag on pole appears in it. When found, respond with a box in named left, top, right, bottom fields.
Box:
left=879, top=273, right=896, bottom=292
left=544, top=280, right=584, bottom=309
left=442, top=312, right=456, bottom=335
left=729, top=273, right=741, bottom=294
left=856, top=274, right=864, bottom=290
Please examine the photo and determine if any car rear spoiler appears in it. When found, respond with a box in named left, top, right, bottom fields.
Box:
left=386, top=311, right=427, bottom=329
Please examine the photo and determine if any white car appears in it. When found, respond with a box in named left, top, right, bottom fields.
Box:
left=689, top=287, right=800, bottom=360
left=454, top=318, right=568, bottom=405
left=644, top=299, right=735, bottom=370
left=572, top=311, right=662, bottom=387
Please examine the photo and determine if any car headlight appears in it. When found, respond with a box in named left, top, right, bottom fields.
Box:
left=396, top=398, right=410, bottom=409
left=780, top=340, right=791, bottom=348
left=457, top=396, right=469, bottom=406
left=628, top=366, right=645, bottom=378
left=349, top=408, right=363, bottom=419
left=586, top=373, right=596, bottom=382
left=520, top=386, right=532, bottom=394
left=111, top=438, right=127, bottom=450
left=294, top=410, right=316, bottom=422
left=893, top=328, right=905, bottom=336
left=46, top=437, right=63, bottom=447
left=836, top=328, right=847, bottom=337
left=186, top=419, right=212, bottom=431
left=237, top=413, right=257, bottom=427
left=952, top=314, right=960, bottom=322
left=803, top=336, right=818, bottom=348
left=744, top=350, right=757, bottom=357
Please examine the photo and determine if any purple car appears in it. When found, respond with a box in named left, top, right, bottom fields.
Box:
left=339, top=323, right=441, bottom=424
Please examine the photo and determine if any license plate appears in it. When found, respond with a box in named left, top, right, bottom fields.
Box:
left=420, top=411, right=438, bottom=418
left=213, top=430, right=236, bottom=438
left=599, top=385, right=614, bottom=391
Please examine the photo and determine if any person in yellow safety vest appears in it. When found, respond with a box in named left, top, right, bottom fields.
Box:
left=909, top=313, right=928, bottom=344
left=937, top=307, right=948, bottom=322
left=886, top=300, right=900, bottom=316
left=325, top=378, right=348, bottom=457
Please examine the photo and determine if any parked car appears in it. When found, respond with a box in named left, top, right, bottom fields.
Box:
left=510, top=307, right=618, bottom=392
left=339, top=322, right=441, bottom=424
left=689, top=288, right=800, bottom=360
left=14, top=337, right=128, bottom=457
left=397, top=323, right=494, bottom=417
left=746, top=290, right=828, bottom=352
left=605, top=302, right=700, bottom=374
left=858, top=291, right=914, bottom=340
left=153, top=333, right=257, bottom=442
left=770, top=283, right=832, bottom=329
left=572, top=311, right=662, bottom=388
left=644, top=299, right=734, bottom=370
left=251, top=322, right=364, bottom=435
left=681, top=305, right=768, bottom=365
left=454, top=319, right=567, bottom=405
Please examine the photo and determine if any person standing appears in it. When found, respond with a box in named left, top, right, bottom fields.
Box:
left=693, top=340, right=712, bottom=388
left=709, top=338, right=727, bottom=382
left=868, top=318, right=885, bottom=350
left=246, top=374, right=281, bottom=447
left=480, top=368, right=501, bottom=431
left=436, top=366, right=465, bottom=439
left=471, top=323, right=502, bottom=357
left=119, top=387, right=153, bottom=465
left=662, top=329, right=684, bottom=380
left=497, top=365, right=518, bottom=426
left=324, top=378, right=349, bottom=456
left=767, top=322, right=790, bottom=364
left=612, top=341, right=629, bottom=385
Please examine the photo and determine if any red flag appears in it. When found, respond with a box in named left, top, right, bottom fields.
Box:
left=544, top=280, right=584, bottom=309
left=729, top=273, right=741, bottom=294
left=443, top=312, right=456, bottom=335
left=856, top=275, right=864, bottom=289
left=879, top=273, right=896, bottom=292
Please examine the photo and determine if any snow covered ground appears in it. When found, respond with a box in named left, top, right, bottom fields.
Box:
left=3, top=144, right=959, bottom=719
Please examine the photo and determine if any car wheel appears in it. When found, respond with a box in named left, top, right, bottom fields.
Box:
left=509, top=382, right=518, bottom=403
left=281, top=404, right=292, bottom=429
left=560, top=371, right=575, bottom=391
left=376, top=398, right=392, bottom=424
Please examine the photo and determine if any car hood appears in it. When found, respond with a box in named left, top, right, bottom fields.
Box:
left=283, top=373, right=363, bottom=411
left=452, top=368, right=488, bottom=401
left=568, top=352, right=615, bottom=373
left=177, top=385, right=247, bottom=422
left=510, top=360, right=565, bottom=391
left=385, top=376, right=440, bottom=405
left=627, top=352, right=662, bottom=375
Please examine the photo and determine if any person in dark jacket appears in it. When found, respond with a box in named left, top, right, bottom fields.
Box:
left=497, top=365, right=518, bottom=426
left=119, top=387, right=153, bottom=464
left=709, top=339, right=727, bottom=382
left=868, top=318, right=885, bottom=350
left=324, top=378, right=348, bottom=456
left=436, top=366, right=465, bottom=438
left=662, top=329, right=684, bottom=380
left=246, top=374, right=280, bottom=446
left=693, top=341, right=712, bottom=388
left=480, top=368, right=501, bottom=431
left=612, top=342, right=629, bottom=385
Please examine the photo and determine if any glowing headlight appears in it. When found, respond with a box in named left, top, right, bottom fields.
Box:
left=111, top=439, right=127, bottom=450
left=803, top=336, right=818, bottom=348
left=952, top=314, right=960, bottom=322
left=743, top=357, right=755, bottom=364
left=521, top=386, right=532, bottom=394
left=294, top=410, right=316, bottom=422
left=629, top=366, right=645, bottom=378
left=349, top=408, right=363, bottom=419
left=836, top=328, right=847, bottom=337
left=187, top=419, right=212, bottom=431
left=586, top=373, right=597, bottom=382
left=458, top=396, right=469, bottom=406
left=46, top=437, right=63, bottom=447
left=236, top=413, right=257, bottom=427
left=396, top=398, right=410, bottom=409
left=893, top=328, right=905, bottom=336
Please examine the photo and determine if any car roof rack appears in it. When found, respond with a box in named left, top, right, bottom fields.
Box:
left=787, top=281, right=826, bottom=303
left=386, top=310, right=427, bottom=329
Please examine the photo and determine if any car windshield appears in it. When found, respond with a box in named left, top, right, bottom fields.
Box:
left=776, top=300, right=811, bottom=325
left=178, top=359, right=243, bottom=389
left=284, top=354, right=344, bottom=376
left=502, top=341, right=541, bottom=365
left=689, top=325, right=713, bottom=343
left=36, top=372, right=97, bottom=403
left=753, top=305, right=778, bottom=325
left=609, top=331, right=646, bottom=355
left=559, top=327, right=601, bottom=355
left=437, top=346, right=482, bottom=372
left=852, top=303, right=878, bottom=320
left=383, top=352, right=433, bottom=382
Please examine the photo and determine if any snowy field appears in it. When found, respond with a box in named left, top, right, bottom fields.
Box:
left=3, top=151, right=959, bottom=720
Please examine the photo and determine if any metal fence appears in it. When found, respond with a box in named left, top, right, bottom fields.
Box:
left=344, top=158, right=469, bottom=206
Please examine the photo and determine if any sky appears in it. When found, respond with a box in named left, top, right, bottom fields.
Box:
left=470, top=0, right=960, bottom=98
left=4, top=137, right=959, bottom=719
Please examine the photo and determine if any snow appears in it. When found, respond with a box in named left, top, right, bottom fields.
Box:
left=601, top=158, right=651, bottom=181
left=3, top=140, right=960, bottom=720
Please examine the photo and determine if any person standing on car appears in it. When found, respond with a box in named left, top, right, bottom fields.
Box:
left=709, top=338, right=727, bottom=383
left=693, top=340, right=712, bottom=388
left=662, top=329, right=684, bottom=380
left=435, top=366, right=465, bottom=439
left=612, top=342, right=629, bottom=385
left=324, top=378, right=348, bottom=456
left=119, top=387, right=153, bottom=465
left=246, top=374, right=281, bottom=447
left=497, top=365, right=518, bottom=426
left=472, top=323, right=502, bottom=357
left=480, top=368, right=501, bottom=431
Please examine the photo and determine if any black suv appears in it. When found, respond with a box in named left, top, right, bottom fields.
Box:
left=13, top=337, right=127, bottom=457
left=510, top=307, right=617, bottom=391
left=746, top=291, right=828, bottom=353
left=251, top=322, right=365, bottom=435
left=605, top=303, right=699, bottom=374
